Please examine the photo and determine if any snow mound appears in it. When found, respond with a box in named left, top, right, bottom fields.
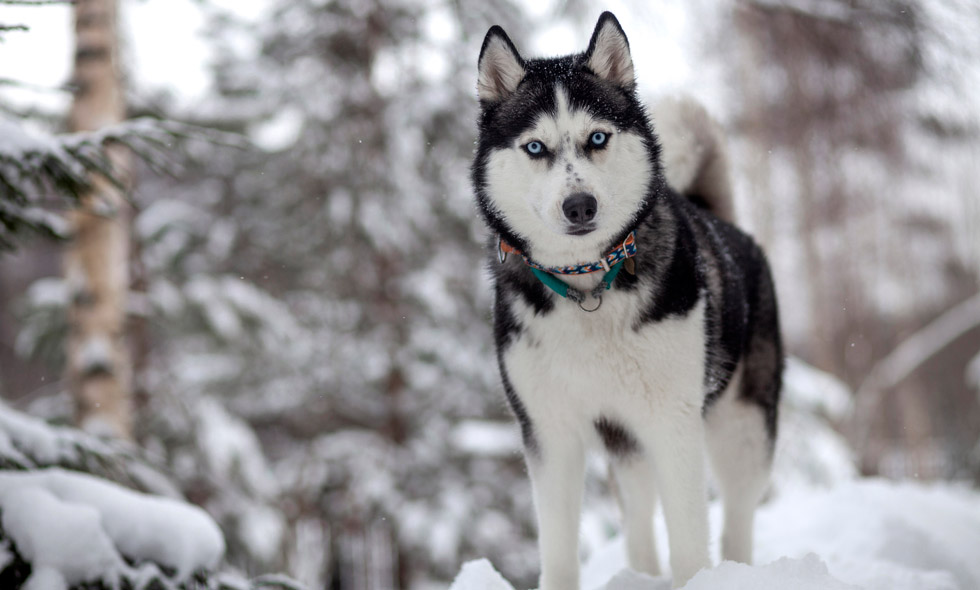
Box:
left=682, top=555, right=861, bottom=590
left=755, top=479, right=979, bottom=590
left=448, top=479, right=980, bottom=590
left=450, top=555, right=859, bottom=590
left=449, top=559, right=517, bottom=590
left=594, top=569, right=665, bottom=590
left=0, top=468, right=225, bottom=589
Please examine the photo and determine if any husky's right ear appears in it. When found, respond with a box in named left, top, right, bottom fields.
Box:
left=478, top=26, right=525, bottom=103
left=585, top=12, right=634, bottom=90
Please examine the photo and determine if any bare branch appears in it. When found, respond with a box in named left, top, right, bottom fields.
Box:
left=850, top=291, right=980, bottom=453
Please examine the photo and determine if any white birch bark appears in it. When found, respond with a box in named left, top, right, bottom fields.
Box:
left=64, top=0, right=132, bottom=438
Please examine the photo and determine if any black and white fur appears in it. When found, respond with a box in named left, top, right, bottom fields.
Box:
left=472, top=12, right=783, bottom=590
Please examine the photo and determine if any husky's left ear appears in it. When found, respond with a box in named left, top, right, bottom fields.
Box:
left=478, top=26, right=526, bottom=103
left=585, top=12, right=634, bottom=90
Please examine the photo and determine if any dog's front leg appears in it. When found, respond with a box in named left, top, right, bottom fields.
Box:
left=528, top=433, right=586, bottom=590
left=648, top=400, right=711, bottom=588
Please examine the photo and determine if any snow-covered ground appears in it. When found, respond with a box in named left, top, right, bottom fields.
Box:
left=450, top=478, right=980, bottom=590
left=447, top=358, right=980, bottom=590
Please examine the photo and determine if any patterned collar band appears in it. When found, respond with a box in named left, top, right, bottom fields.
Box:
left=497, top=231, right=637, bottom=275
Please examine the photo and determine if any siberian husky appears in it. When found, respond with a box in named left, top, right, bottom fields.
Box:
left=471, top=11, right=782, bottom=589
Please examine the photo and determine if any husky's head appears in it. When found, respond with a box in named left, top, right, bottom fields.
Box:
left=472, top=12, right=662, bottom=268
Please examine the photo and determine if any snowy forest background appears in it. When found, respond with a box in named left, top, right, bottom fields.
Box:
left=1, top=0, right=979, bottom=589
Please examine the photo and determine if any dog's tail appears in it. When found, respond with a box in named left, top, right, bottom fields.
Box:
left=652, top=96, right=735, bottom=224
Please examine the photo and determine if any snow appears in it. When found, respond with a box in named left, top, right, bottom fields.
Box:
left=783, top=357, right=853, bottom=421
left=197, top=397, right=279, bottom=498
left=0, top=400, right=114, bottom=468
left=0, top=117, right=66, bottom=159
left=77, top=334, right=113, bottom=375
left=0, top=468, right=225, bottom=587
left=754, top=480, right=980, bottom=590
left=449, top=478, right=980, bottom=590
left=450, top=559, right=518, bottom=590
left=769, top=357, right=858, bottom=493
left=23, top=567, right=70, bottom=590
left=450, top=420, right=522, bottom=458
left=191, top=397, right=286, bottom=563
left=2, top=484, right=121, bottom=589
left=134, top=199, right=204, bottom=241
left=251, top=106, right=305, bottom=151
left=181, top=275, right=301, bottom=347
left=769, top=407, right=857, bottom=493
left=585, top=555, right=865, bottom=590
left=681, top=556, right=861, bottom=590
left=238, top=502, right=287, bottom=563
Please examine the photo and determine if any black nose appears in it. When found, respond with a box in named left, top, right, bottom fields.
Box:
left=562, top=192, right=597, bottom=225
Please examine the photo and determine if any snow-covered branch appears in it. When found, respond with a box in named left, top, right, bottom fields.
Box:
left=0, top=402, right=305, bottom=590
left=0, top=116, right=247, bottom=251
left=0, top=399, right=181, bottom=495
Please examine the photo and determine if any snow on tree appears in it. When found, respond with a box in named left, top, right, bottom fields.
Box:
left=0, top=116, right=211, bottom=250
left=0, top=469, right=223, bottom=589
left=0, top=401, right=303, bottom=590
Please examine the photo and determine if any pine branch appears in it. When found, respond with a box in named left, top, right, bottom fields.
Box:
left=0, top=400, right=164, bottom=491
left=0, top=117, right=249, bottom=251
left=0, top=78, right=73, bottom=94
left=0, top=24, right=28, bottom=43
left=0, top=404, right=307, bottom=590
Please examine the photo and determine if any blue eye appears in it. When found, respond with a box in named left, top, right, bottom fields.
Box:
left=525, top=141, right=544, bottom=155
left=590, top=132, right=608, bottom=147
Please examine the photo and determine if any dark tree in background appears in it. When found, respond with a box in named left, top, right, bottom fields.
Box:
left=732, top=0, right=980, bottom=478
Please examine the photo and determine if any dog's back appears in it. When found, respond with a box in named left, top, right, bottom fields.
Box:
left=652, top=97, right=783, bottom=433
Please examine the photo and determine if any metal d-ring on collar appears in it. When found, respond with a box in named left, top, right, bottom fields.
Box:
left=578, top=295, right=602, bottom=312
left=530, top=261, right=624, bottom=312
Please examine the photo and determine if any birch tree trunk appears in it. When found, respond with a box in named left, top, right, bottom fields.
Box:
left=64, top=0, right=132, bottom=438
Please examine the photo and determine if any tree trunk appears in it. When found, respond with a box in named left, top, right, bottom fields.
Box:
left=64, top=0, right=132, bottom=439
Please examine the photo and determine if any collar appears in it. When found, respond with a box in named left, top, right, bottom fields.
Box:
left=497, top=231, right=637, bottom=275
left=496, top=231, right=637, bottom=312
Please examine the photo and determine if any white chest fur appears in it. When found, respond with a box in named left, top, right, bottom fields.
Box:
left=502, top=290, right=707, bottom=444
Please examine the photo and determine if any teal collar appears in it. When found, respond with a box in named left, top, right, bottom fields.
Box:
left=498, top=231, right=637, bottom=275
left=496, top=232, right=638, bottom=312
left=531, top=260, right=626, bottom=312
